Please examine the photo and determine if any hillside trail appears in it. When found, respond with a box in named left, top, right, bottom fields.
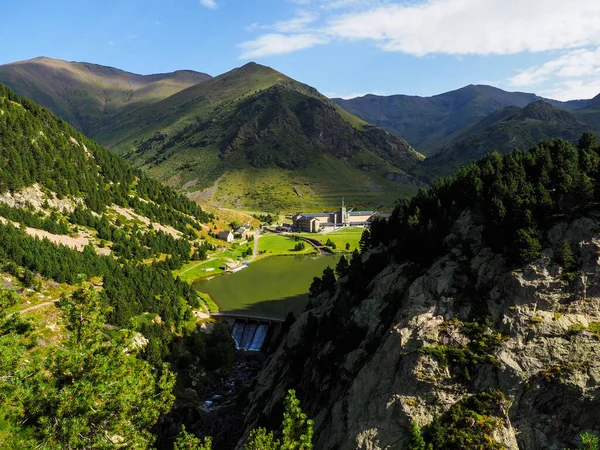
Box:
left=9, top=299, right=60, bottom=316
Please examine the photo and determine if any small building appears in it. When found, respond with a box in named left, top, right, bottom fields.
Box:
left=235, top=226, right=247, bottom=237
left=217, top=231, right=234, bottom=243
left=295, top=213, right=329, bottom=233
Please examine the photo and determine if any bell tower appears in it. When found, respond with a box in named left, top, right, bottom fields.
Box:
left=341, top=198, right=348, bottom=226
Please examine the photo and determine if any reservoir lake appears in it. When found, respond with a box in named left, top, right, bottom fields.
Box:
left=194, top=254, right=341, bottom=319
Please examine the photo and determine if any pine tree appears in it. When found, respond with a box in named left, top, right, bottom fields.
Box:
left=174, top=426, right=213, bottom=450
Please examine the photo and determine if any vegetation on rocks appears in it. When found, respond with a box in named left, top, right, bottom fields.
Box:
left=418, top=318, right=506, bottom=381
left=367, top=133, right=600, bottom=268
left=238, top=133, right=600, bottom=450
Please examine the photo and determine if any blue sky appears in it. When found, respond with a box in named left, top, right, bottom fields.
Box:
left=1, top=0, right=600, bottom=100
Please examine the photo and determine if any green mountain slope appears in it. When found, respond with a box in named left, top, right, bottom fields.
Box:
left=0, top=56, right=212, bottom=137
left=0, top=82, right=219, bottom=357
left=102, top=62, right=425, bottom=211
left=334, top=85, right=589, bottom=155
left=419, top=101, right=591, bottom=179
left=573, top=94, right=600, bottom=131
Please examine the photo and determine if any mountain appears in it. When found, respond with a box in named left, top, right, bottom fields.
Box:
left=573, top=93, right=600, bottom=132
left=101, top=62, right=425, bottom=212
left=237, top=137, right=600, bottom=449
left=334, top=85, right=590, bottom=155
left=420, top=101, right=590, bottom=179
left=0, top=81, right=218, bottom=350
left=0, top=83, right=244, bottom=446
left=0, top=56, right=212, bottom=137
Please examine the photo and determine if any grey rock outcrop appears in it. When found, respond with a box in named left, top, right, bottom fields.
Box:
left=238, top=212, right=600, bottom=449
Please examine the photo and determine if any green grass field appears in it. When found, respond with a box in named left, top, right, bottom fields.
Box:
left=258, top=234, right=317, bottom=255
left=205, top=154, right=418, bottom=213
left=175, top=244, right=254, bottom=282
left=298, top=227, right=364, bottom=252
left=321, top=228, right=364, bottom=252
left=176, top=233, right=317, bottom=283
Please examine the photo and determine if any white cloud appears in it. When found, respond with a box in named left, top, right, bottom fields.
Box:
left=199, top=0, right=217, bottom=9
left=239, top=33, right=328, bottom=59
left=245, top=22, right=265, bottom=32
left=510, top=47, right=600, bottom=87
left=508, top=46, right=600, bottom=100
left=320, top=0, right=381, bottom=10
left=327, top=0, right=600, bottom=56
left=241, top=0, right=600, bottom=59
left=274, top=11, right=319, bottom=33
left=237, top=0, right=600, bottom=101
left=539, top=79, right=600, bottom=101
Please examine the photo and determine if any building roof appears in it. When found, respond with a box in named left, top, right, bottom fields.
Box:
left=349, top=211, right=375, bottom=216
left=235, top=227, right=246, bottom=233
left=217, top=231, right=233, bottom=238
left=299, top=213, right=333, bottom=219
left=372, top=213, right=391, bottom=219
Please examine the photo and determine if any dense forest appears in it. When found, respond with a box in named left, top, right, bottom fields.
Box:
left=0, top=84, right=223, bottom=363
left=0, top=287, right=315, bottom=449
left=0, top=83, right=210, bottom=227
left=310, top=133, right=600, bottom=326
left=369, top=132, right=600, bottom=265
left=0, top=83, right=321, bottom=448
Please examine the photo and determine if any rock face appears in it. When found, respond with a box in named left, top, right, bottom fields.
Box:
left=238, top=211, right=600, bottom=449
left=0, top=183, right=82, bottom=213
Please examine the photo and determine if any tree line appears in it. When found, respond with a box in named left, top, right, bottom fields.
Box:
left=362, top=133, right=600, bottom=267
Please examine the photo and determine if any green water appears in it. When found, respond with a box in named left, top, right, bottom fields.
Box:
left=194, top=255, right=341, bottom=319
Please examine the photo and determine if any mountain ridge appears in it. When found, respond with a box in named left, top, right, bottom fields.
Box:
left=0, top=56, right=212, bottom=137
left=102, top=62, right=425, bottom=211
left=419, top=100, right=590, bottom=179
left=333, top=84, right=592, bottom=155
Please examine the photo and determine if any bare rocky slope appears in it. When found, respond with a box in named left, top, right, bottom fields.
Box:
left=240, top=212, right=600, bottom=449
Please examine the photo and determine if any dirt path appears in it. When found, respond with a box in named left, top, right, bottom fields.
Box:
left=187, top=174, right=226, bottom=205
left=11, top=299, right=59, bottom=316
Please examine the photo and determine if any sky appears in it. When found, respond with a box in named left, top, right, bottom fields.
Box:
left=1, top=0, right=600, bottom=100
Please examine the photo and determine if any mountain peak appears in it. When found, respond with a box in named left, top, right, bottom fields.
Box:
left=234, top=61, right=281, bottom=77
left=520, top=100, right=577, bottom=124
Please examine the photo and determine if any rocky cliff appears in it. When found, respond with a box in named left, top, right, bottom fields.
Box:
left=238, top=210, right=600, bottom=449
